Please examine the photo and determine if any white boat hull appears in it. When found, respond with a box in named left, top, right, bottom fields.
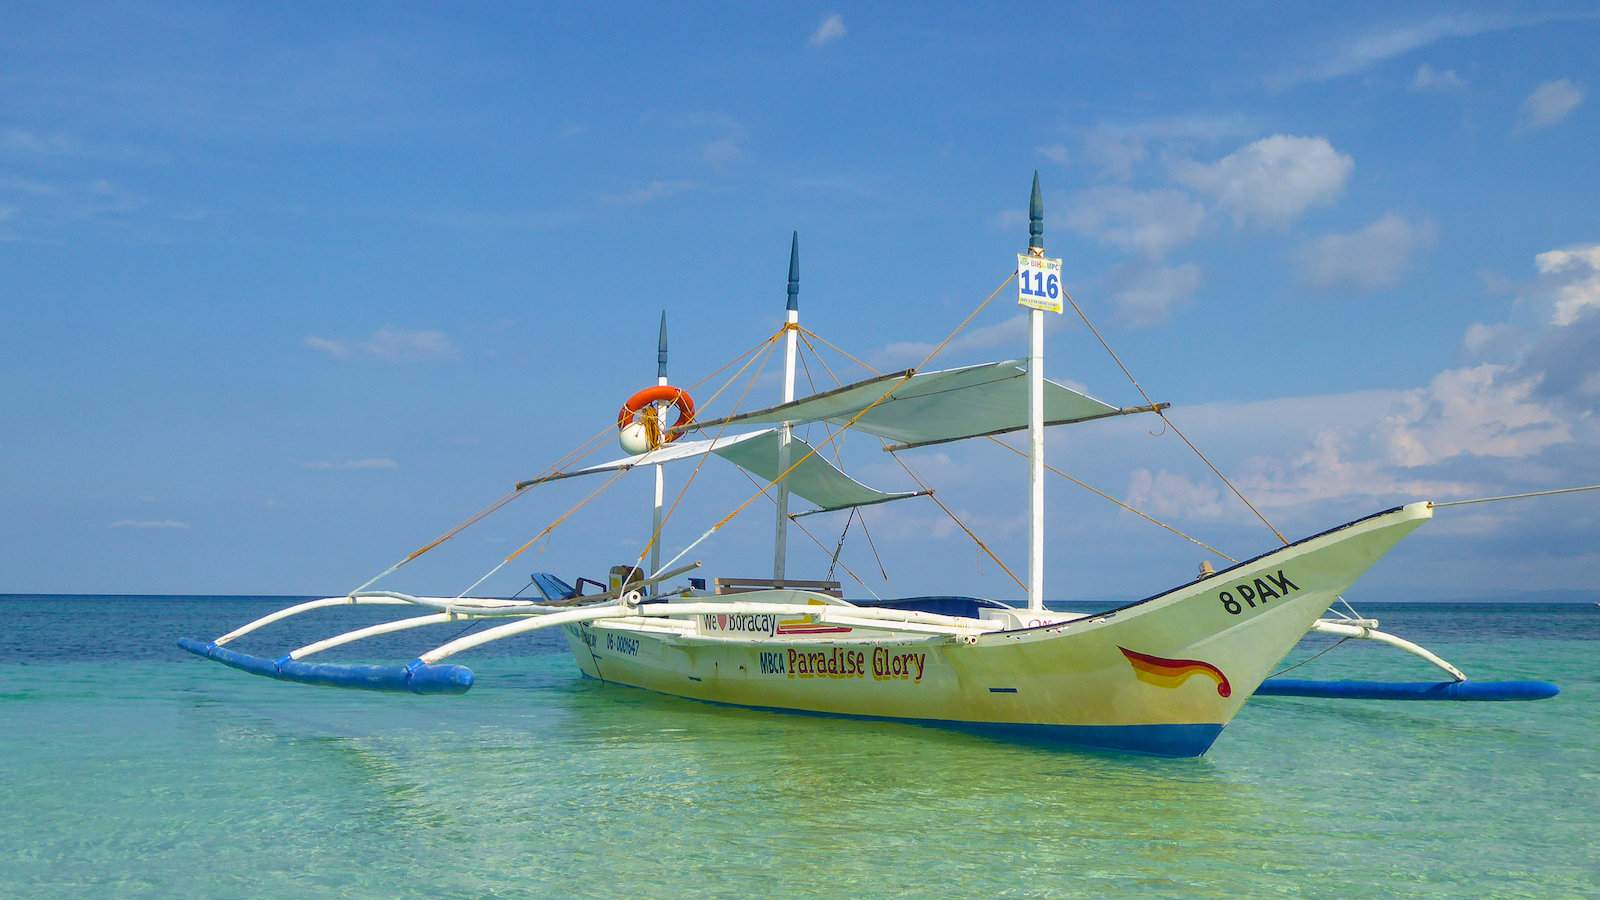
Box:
left=561, top=503, right=1434, bottom=756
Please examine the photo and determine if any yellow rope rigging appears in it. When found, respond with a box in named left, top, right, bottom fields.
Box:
left=346, top=417, right=624, bottom=596
left=347, top=328, right=785, bottom=597
left=732, top=465, right=883, bottom=600
left=700, top=271, right=1019, bottom=537
left=797, top=325, right=1041, bottom=593
left=1058, top=285, right=1289, bottom=546
left=886, top=447, right=1030, bottom=592
left=352, top=249, right=1290, bottom=602
left=453, top=469, right=635, bottom=598
left=798, top=315, right=1242, bottom=567
left=988, top=437, right=1238, bottom=563
left=630, top=336, right=780, bottom=569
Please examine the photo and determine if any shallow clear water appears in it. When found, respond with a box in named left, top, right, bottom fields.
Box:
left=2, top=596, right=1595, bottom=897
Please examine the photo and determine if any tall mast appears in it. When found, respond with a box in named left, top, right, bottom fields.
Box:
left=1027, top=173, right=1046, bottom=612
left=651, top=310, right=667, bottom=589
left=773, top=231, right=799, bottom=585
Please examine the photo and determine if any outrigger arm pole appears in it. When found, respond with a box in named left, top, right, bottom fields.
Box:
left=418, top=598, right=1001, bottom=665
left=1308, top=618, right=1467, bottom=681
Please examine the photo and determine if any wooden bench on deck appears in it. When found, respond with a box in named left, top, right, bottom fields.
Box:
left=713, top=577, right=843, bottom=598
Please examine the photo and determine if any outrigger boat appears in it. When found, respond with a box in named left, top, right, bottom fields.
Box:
left=182, top=175, right=1566, bottom=757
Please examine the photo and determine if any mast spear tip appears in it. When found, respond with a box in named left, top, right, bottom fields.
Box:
left=1028, top=171, right=1044, bottom=252
left=657, top=310, right=668, bottom=379
left=786, top=231, right=800, bottom=312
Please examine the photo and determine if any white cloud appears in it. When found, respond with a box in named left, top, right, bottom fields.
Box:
left=1277, top=12, right=1599, bottom=86
left=417, top=173, right=706, bottom=230
left=69, top=179, right=143, bottom=220
left=1462, top=321, right=1519, bottom=357
left=303, top=335, right=352, bottom=359
left=1520, top=78, right=1584, bottom=131
left=0, top=128, right=77, bottom=155
left=1079, top=114, right=1256, bottom=181
left=1293, top=213, right=1437, bottom=291
left=300, top=458, right=400, bottom=471
left=1127, top=468, right=1225, bottom=519
left=847, top=240, right=1600, bottom=587
left=1168, top=350, right=1575, bottom=515
left=702, top=137, right=743, bottom=168
left=305, top=327, right=458, bottom=362
left=110, top=519, right=190, bottom=529
left=1517, top=311, right=1600, bottom=404
left=1456, top=242, right=1600, bottom=407
left=1427, top=510, right=1513, bottom=538
left=1037, top=144, right=1070, bottom=166
left=1240, top=429, right=1476, bottom=510
left=643, top=111, right=745, bottom=171
left=0, top=176, right=55, bottom=196
left=1410, top=64, right=1465, bottom=91
left=0, top=176, right=144, bottom=233
left=685, top=113, right=748, bottom=170
left=1063, top=186, right=1207, bottom=257
left=601, top=179, right=701, bottom=206
left=1383, top=365, right=1570, bottom=466
left=412, top=205, right=588, bottom=231
left=872, top=312, right=1069, bottom=369
left=1534, top=244, right=1600, bottom=325
left=991, top=208, right=1028, bottom=231
left=1082, top=128, right=1147, bottom=181
left=1172, top=135, right=1353, bottom=227
left=809, top=14, right=847, bottom=47
left=365, top=327, right=456, bottom=361
left=1108, top=262, right=1203, bottom=327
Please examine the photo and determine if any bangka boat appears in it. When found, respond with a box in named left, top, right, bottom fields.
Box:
left=182, top=174, right=1564, bottom=757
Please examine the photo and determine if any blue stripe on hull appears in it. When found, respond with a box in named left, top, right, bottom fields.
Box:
left=578, top=673, right=1224, bottom=757
left=934, top=719, right=1225, bottom=757
left=710, top=701, right=1224, bottom=757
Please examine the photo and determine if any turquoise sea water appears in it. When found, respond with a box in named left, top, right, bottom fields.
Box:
left=2, top=596, right=1595, bottom=898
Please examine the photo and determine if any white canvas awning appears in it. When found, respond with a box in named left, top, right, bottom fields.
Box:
left=713, top=429, right=924, bottom=514
left=516, top=428, right=921, bottom=514
left=685, top=360, right=1159, bottom=451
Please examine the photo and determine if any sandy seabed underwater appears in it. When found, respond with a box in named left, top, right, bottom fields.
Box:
left=2, top=596, right=1595, bottom=897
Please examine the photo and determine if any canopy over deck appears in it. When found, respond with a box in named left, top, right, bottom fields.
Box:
left=518, top=428, right=920, bottom=513
left=714, top=429, right=924, bottom=513
left=685, top=360, right=1162, bottom=451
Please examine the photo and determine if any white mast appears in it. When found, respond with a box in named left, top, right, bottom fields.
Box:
left=773, top=232, right=799, bottom=585
left=1026, top=174, right=1046, bottom=613
left=651, top=311, right=667, bottom=593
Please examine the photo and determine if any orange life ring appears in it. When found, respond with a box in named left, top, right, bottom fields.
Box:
left=617, top=385, right=696, bottom=444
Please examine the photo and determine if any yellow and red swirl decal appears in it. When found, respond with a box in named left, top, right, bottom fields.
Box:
left=1119, top=646, right=1232, bottom=698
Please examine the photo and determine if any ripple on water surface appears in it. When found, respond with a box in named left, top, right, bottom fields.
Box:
left=0, top=596, right=1595, bottom=896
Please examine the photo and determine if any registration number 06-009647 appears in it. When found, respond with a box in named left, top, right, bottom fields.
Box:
left=1217, top=570, right=1300, bottom=615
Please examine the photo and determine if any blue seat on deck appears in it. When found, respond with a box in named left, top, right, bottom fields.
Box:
left=530, top=572, right=579, bottom=602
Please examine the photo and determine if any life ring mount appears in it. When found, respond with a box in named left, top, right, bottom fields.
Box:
left=617, top=385, right=695, bottom=452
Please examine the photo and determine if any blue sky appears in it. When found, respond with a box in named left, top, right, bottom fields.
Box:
left=3, top=2, right=1597, bottom=602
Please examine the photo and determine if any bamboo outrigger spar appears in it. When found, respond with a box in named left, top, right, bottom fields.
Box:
left=181, top=174, right=1567, bottom=757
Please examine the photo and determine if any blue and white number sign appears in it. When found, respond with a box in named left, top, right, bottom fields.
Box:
left=1016, top=253, right=1063, bottom=314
